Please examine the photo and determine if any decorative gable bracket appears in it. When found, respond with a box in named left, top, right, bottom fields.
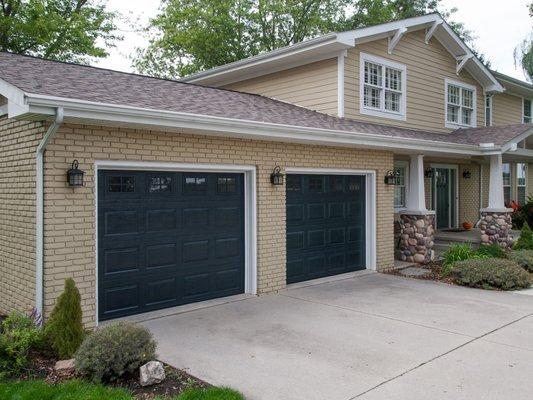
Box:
left=424, top=20, right=443, bottom=44
left=388, top=27, right=408, bottom=54
left=456, top=54, right=474, bottom=75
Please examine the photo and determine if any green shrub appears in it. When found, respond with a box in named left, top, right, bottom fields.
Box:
left=441, top=243, right=488, bottom=277
left=178, top=387, right=246, bottom=400
left=451, top=258, right=531, bottom=290
left=476, top=244, right=507, bottom=259
left=0, top=312, right=44, bottom=378
left=509, top=250, right=533, bottom=273
left=45, top=278, right=84, bottom=359
left=514, top=223, right=533, bottom=250
left=75, top=322, right=157, bottom=382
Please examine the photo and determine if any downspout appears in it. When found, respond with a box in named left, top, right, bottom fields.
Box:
left=35, top=107, right=64, bottom=318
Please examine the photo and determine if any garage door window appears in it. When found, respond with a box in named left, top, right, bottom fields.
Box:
left=108, top=176, right=134, bottom=193
left=217, top=177, right=237, bottom=193
left=287, top=175, right=301, bottom=192
left=330, top=176, right=344, bottom=192
left=184, top=175, right=207, bottom=193
left=309, top=176, right=324, bottom=192
left=149, top=176, right=172, bottom=193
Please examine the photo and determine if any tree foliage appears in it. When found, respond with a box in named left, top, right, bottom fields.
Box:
left=0, top=0, right=120, bottom=63
left=134, top=0, right=476, bottom=78
left=514, top=2, right=533, bottom=82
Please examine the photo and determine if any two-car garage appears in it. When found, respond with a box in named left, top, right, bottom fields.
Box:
left=97, top=166, right=371, bottom=321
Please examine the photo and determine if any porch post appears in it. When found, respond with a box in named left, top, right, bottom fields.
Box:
left=397, top=155, right=435, bottom=264
left=480, top=153, right=514, bottom=248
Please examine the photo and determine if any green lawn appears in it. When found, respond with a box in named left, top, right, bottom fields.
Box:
left=0, top=380, right=244, bottom=400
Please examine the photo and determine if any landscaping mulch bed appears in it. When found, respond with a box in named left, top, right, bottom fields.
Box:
left=384, top=261, right=455, bottom=284
left=18, top=352, right=208, bottom=399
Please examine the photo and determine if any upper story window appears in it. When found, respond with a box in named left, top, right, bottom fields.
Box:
left=485, top=94, right=492, bottom=127
left=524, top=99, right=532, bottom=123
left=445, top=79, right=476, bottom=129
left=359, top=53, right=406, bottom=121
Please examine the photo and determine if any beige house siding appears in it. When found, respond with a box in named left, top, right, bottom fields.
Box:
left=42, top=124, right=394, bottom=327
left=0, top=117, right=43, bottom=316
left=492, top=93, right=523, bottom=126
left=345, top=30, right=484, bottom=132
left=223, top=58, right=338, bottom=116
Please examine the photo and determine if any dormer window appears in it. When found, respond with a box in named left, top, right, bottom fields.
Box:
left=359, top=53, right=406, bottom=121
left=445, top=79, right=477, bottom=128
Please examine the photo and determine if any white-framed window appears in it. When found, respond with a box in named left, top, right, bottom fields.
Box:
left=517, top=163, right=527, bottom=205
left=394, top=161, right=408, bottom=209
left=445, top=79, right=477, bottom=128
left=485, top=94, right=492, bottom=127
left=360, top=53, right=407, bottom=121
left=502, top=163, right=511, bottom=206
left=524, top=98, right=532, bottom=123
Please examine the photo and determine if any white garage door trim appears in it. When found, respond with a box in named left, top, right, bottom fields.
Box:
left=94, top=160, right=257, bottom=324
left=284, top=167, right=377, bottom=270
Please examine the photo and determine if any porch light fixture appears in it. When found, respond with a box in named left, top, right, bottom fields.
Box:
left=462, top=170, right=471, bottom=179
left=67, top=160, right=85, bottom=187
left=270, top=165, right=284, bottom=186
left=384, top=170, right=397, bottom=185
left=424, top=168, right=434, bottom=179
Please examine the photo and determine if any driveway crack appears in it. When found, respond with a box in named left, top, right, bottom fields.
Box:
left=345, top=312, right=533, bottom=399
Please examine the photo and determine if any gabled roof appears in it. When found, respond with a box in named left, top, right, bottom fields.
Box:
left=0, top=51, right=529, bottom=157
left=492, top=71, right=533, bottom=98
left=181, top=13, right=503, bottom=92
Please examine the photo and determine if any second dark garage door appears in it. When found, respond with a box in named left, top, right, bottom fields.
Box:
left=286, top=174, right=366, bottom=284
left=98, top=170, right=245, bottom=320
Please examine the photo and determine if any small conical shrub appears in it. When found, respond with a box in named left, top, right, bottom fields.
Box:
left=514, top=223, right=533, bottom=250
left=46, top=278, right=84, bottom=359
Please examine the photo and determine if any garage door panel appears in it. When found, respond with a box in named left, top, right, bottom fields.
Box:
left=286, top=174, right=366, bottom=284
left=98, top=170, right=245, bottom=320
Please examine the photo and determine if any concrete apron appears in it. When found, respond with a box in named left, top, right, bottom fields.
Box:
left=138, top=273, right=533, bottom=400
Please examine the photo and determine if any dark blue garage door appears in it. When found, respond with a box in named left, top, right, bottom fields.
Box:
left=286, top=174, right=366, bottom=284
left=98, top=170, right=245, bottom=320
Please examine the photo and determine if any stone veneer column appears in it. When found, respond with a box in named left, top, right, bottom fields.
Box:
left=479, top=211, right=513, bottom=249
left=398, top=212, right=435, bottom=263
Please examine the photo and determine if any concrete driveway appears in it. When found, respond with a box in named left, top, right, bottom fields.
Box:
left=138, top=272, right=533, bottom=400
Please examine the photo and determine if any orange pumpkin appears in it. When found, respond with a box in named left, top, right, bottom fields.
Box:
left=462, top=221, right=473, bottom=231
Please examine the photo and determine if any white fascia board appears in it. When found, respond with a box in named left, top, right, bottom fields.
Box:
left=0, top=78, right=29, bottom=118
left=25, top=93, right=489, bottom=156
left=501, top=128, right=533, bottom=152
left=182, top=33, right=345, bottom=85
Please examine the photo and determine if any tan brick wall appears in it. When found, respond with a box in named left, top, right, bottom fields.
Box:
left=0, top=117, right=43, bottom=315
left=43, top=124, right=395, bottom=326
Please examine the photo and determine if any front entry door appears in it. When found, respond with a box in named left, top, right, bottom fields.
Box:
left=433, top=168, right=457, bottom=230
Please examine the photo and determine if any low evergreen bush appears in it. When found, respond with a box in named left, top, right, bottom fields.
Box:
left=45, top=278, right=84, bottom=359
left=75, top=322, right=157, bottom=382
left=451, top=258, right=531, bottom=290
left=508, top=250, right=533, bottom=273
left=513, top=223, right=533, bottom=250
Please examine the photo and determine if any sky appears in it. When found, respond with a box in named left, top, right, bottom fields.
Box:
left=95, top=0, right=533, bottom=81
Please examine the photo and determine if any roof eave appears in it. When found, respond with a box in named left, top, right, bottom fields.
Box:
left=19, top=93, right=490, bottom=156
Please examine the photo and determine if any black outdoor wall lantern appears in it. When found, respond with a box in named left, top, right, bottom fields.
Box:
left=270, top=165, right=285, bottom=185
left=67, top=160, right=85, bottom=187
left=462, top=170, right=471, bottom=179
left=384, top=170, right=397, bottom=185
left=424, top=168, right=434, bottom=179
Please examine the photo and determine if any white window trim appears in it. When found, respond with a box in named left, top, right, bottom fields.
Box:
left=359, top=52, right=407, bottom=121
left=516, top=162, right=527, bottom=204
left=523, top=98, right=532, bottom=124
left=502, top=162, right=512, bottom=205
left=445, top=78, right=477, bottom=129
left=93, top=160, right=257, bottom=325
left=393, top=160, right=409, bottom=212
left=485, top=93, right=492, bottom=127
left=284, top=167, right=377, bottom=271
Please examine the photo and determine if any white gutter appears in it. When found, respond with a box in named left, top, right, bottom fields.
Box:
left=23, top=93, right=494, bottom=156
left=35, top=107, right=63, bottom=317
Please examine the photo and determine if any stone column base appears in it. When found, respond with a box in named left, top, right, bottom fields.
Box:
left=397, top=212, right=435, bottom=264
left=479, top=210, right=513, bottom=249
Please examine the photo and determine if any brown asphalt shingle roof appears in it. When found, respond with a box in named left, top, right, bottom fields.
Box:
left=0, top=51, right=531, bottom=147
